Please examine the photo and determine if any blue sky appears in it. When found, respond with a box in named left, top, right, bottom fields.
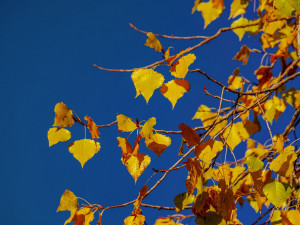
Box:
left=1, top=0, right=299, bottom=224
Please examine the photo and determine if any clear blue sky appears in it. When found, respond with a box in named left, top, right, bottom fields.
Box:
left=1, top=0, right=299, bottom=224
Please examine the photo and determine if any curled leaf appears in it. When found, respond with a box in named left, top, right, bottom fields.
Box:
left=57, top=190, right=78, bottom=225
left=53, top=102, right=74, bottom=127
left=84, top=115, right=100, bottom=139
left=144, top=32, right=162, bottom=52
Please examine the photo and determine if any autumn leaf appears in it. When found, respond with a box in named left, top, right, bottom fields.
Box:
left=194, top=139, right=223, bottom=166
left=124, top=214, right=145, bottom=225
left=84, top=115, right=100, bottom=139
left=263, top=181, right=292, bottom=208
left=274, top=0, right=298, bottom=17
left=264, top=96, right=286, bottom=124
left=170, top=54, right=196, bottom=79
left=117, top=136, right=151, bottom=183
left=228, top=68, right=244, bottom=90
left=282, top=87, right=300, bottom=109
left=154, top=217, right=176, bottom=225
left=140, top=117, right=156, bottom=140
left=185, top=158, right=203, bottom=195
left=133, top=185, right=148, bottom=214
left=69, top=139, right=101, bottom=168
left=53, top=102, right=74, bottom=127
left=73, top=207, right=94, bottom=225
left=197, top=0, right=224, bottom=28
left=48, top=127, right=71, bottom=147
left=254, top=66, right=273, bottom=86
left=173, top=192, right=195, bottom=212
left=167, top=47, right=191, bottom=66
left=145, top=133, right=171, bottom=157
left=178, top=123, right=200, bottom=147
left=160, top=79, right=190, bottom=108
left=164, top=46, right=173, bottom=60
left=246, top=156, right=264, bottom=172
left=117, top=114, right=137, bottom=133
left=144, top=32, right=162, bottom=52
left=269, top=146, right=297, bottom=177
left=229, top=0, right=249, bottom=19
left=231, top=17, right=259, bottom=41
left=192, top=0, right=203, bottom=14
left=57, top=189, right=79, bottom=225
left=131, top=68, right=165, bottom=103
left=233, top=45, right=251, bottom=65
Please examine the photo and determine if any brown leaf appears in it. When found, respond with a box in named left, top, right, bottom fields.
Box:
left=84, top=115, right=100, bottom=139
left=254, top=66, right=273, bottom=86
left=233, top=45, right=251, bottom=65
left=178, top=123, right=200, bottom=147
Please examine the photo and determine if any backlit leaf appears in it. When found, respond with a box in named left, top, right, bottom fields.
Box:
left=173, top=192, right=195, bottom=212
left=264, top=96, right=286, bottom=124
left=48, top=127, right=71, bottom=147
left=73, top=207, right=94, bottom=225
left=154, top=217, right=176, bottom=225
left=274, top=0, right=298, bottom=17
left=140, top=117, right=156, bottom=140
left=228, top=68, right=243, bottom=90
left=160, top=79, right=190, bottom=108
left=124, top=214, right=145, bottom=225
left=269, top=146, right=296, bottom=178
left=131, top=69, right=165, bottom=103
left=179, top=123, right=200, bottom=147
left=254, top=66, right=273, bottom=86
left=246, top=156, right=264, bottom=172
left=195, top=139, right=223, bottom=166
left=282, top=87, right=300, bottom=109
left=117, top=114, right=137, bottom=133
left=84, top=115, right=100, bottom=139
left=229, top=0, right=249, bottom=19
left=185, top=158, right=203, bottom=195
left=231, top=17, right=259, bottom=41
left=263, top=181, right=292, bottom=208
left=57, top=190, right=79, bottom=225
left=144, top=32, right=162, bottom=52
left=117, top=136, right=151, bottom=183
left=53, top=102, right=74, bottom=127
left=69, top=139, right=101, bottom=168
left=170, top=54, right=196, bottom=79
left=233, top=45, right=251, bottom=65
left=286, top=210, right=300, bottom=225
left=145, top=133, right=171, bottom=157
left=197, top=0, right=224, bottom=28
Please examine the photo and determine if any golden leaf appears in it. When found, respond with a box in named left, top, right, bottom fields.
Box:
left=185, top=158, right=203, bottom=195
left=53, top=102, right=74, bottom=127
left=140, top=117, right=156, bottom=140
left=116, top=114, right=137, bottom=133
left=144, top=32, right=162, bottom=52
left=195, top=139, right=223, bottom=166
left=170, top=54, right=196, bottom=79
left=48, top=127, right=71, bottom=147
left=229, top=0, right=249, bottom=19
left=133, top=185, right=148, bottom=214
left=264, top=96, right=286, bottom=124
left=73, top=207, right=94, bottom=225
left=233, top=45, right=251, bottom=65
left=131, top=69, right=165, bottom=103
left=117, top=136, right=151, bottom=183
left=160, top=79, right=190, bottom=108
left=145, top=133, right=171, bottom=157
left=154, top=217, right=176, bottom=225
left=269, top=146, right=297, bottom=178
left=69, top=139, right=101, bottom=168
left=263, top=181, right=292, bottom=208
left=173, top=192, right=195, bottom=212
left=228, top=68, right=243, bottom=90
left=124, top=214, right=145, bottom=225
left=84, top=115, right=100, bottom=139
left=57, top=190, right=79, bottom=225
left=231, top=17, right=259, bottom=41
left=167, top=47, right=191, bottom=65
left=197, top=0, right=224, bottom=28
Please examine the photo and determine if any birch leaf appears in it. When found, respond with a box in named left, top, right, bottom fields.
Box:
left=53, top=102, right=74, bottom=127
left=170, top=54, right=196, bottom=79
left=263, top=181, right=292, bottom=208
left=117, top=114, right=137, bottom=133
left=48, top=128, right=71, bottom=147
left=84, top=115, right=100, bottom=139
left=144, top=32, right=162, bottom=52
left=57, top=190, right=79, bottom=225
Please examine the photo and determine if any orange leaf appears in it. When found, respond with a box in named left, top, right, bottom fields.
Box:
left=233, top=45, right=251, bottom=65
left=84, top=115, right=100, bottom=139
left=178, top=123, right=200, bottom=147
left=53, top=102, right=74, bottom=127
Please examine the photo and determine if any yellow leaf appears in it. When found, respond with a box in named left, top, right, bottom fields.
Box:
left=192, top=0, right=202, bottom=14
left=282, top=87, right=300, bottom=109
left=140, top=117, right=156, bottom=140
left=170, top=54, right=196, bottom=79
left=57, top=190, right=79, bottom=225
left=247, top=195, right=259, bottom=213
left=269, top=146, right=297, bottom=178
left=117, top=137, right=151, bottom=183
left=124, top=214, right=145, bottom=225
left=229, top=0, right=249, bottom=19
left=185, top=158, right=203, bottom=195
left=192, top=105, right=227, bottom=137
left=173, top=192, right=195, bottom=212
left=69, top=139, right=101, bottom=168
left=264, top=96, right=286, bottom=124
left=263, top=181, right=292, bottom=208
left=53, top=102, right=74, bottom=127
left=164, top=46, right=173, bottom=60
left=167, top=47, right=191, bottom=65
left=231, top=17, right=259, bottom=41
left=154, top=217, right=176, bottom=225
left=286, top=210, right=300, bottom=225
left=144, top=32, right=162, bottom=52
left=233, top=45, right=251, bottom=65
left=84, top=115, right=100, bottom=139
left=48, top=128, right=71, bottom=147
left=228, top=68, right=243, bottom=90
left=73, top=207, right=94, bottom=225
left=117, top=114, right=137, bottom=133
left=195, top=139, right=223, bottom=166
left=197, top=0, right=224, bottom=28
left=271, top=210, right=283, bottom=225
left=145, top=133, right=171, bottom=157
left=160, top=79, right=190, bottom=108
left=131, top=69, right=165, bottom=103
